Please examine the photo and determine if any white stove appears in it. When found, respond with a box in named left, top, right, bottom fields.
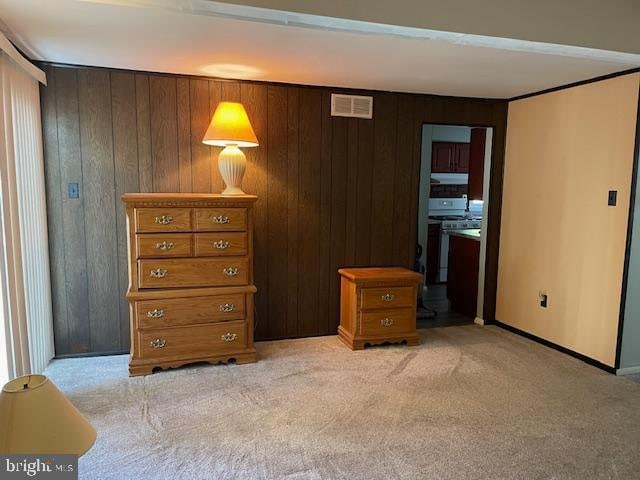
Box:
left=440, top=218, right=482, bottom=230
left=426, top=196, right=484, bottom=283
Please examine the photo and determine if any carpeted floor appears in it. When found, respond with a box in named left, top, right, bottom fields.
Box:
left=45, top=325, right=640, bottom=480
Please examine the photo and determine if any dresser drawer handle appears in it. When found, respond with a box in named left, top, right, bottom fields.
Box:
left=155, top=215, right=173, bottom=225
left=219, top=303, right=235, bottom=312
left=150, top=338, right=166, bottom=348
left=381, top=293, right=395, bottom=302
left=380, top=318, right=394, bottom=327
left=212, top=215, right=230, bottom=224
left=147, top=308, right=164, bottom=318
left=150, top=268, right=168, bottom=278
left=155, top=241, right=175, bottom=251
left=223, top=267, right=239, bottom=276
left=213, top=240, right=230, bottom=249
left=221, top=332, right=237, bottom=342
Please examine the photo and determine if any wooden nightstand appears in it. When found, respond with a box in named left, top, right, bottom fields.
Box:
left=338, top=267, right=422, bottom=350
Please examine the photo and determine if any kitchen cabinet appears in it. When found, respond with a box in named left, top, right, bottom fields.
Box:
left=446, top=234, right=480, bottom=318
left=431, top=142, right=470, bottom=173
left=467, top=128, right=486, bottom=200
left=425, top=222, right=441, bottom=284
left=431, top=142, right=455, bottom=172
left=455, top=143, right=470, bottom=172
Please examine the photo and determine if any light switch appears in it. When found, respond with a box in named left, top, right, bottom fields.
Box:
left=68, top=183, right=79, bottom=199
left=608, top=190, right=617, bottom=206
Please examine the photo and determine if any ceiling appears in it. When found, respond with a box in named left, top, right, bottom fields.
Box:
left=1, top=0, right=639, bottom=98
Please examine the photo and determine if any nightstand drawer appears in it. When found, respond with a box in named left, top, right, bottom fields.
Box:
left=194, top=208, right=247, bottom=232
left=136, top=234, right=193, bottom=258
left=138, top=257, right=249, bottom=289
left=194, top=232, right=248, bottom=256
left=136, top=294, right=245, bottom=329
left=136, top=208, right=191, bottom=232
left=361, top=286, right=414, bottom=310
left=139, top=321, right=247, bottom=360
left=360, top=308, right=415, bottom=336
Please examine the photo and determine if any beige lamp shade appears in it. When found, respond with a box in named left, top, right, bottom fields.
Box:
left=202, top=101, right=259, bottom=147
left=0, top=374, right=96, bottom=455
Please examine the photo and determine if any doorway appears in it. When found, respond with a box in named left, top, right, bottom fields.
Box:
left=415, top=124, right=494, bottom=327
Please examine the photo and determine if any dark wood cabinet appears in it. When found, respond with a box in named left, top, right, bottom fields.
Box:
left=455, top=143, right=470, bottom=172
left=425, top=222, right=441, bottom=284
left=431, top=142, right=470, bottom=173
left=467, top=128, right=487, bottom=200
left=447, top=235, right=480, bottom=318
left=432, top=142, right=455, bottom=172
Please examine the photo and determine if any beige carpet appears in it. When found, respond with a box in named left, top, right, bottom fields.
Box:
left=45, top=325, right=640, bottom=479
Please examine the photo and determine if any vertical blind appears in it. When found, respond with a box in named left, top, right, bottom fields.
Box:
left=0, top=48, right=53, bottom=382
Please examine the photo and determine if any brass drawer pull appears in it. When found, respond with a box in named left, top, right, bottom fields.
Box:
left=221, top=332, right=237, bottom=342
left=155, top=241, right=175, bottom=251
left=219, top=303, right=235, bottom=313
left=155, top=215, right=173, bottom=225
left=223, top=267, right=239, bottom=276
left=147, top=308, right=164, bottom=318
left=213, top=240, right=230, bottom=249
left=380, top=318, right=394, bottom=327
left=212, top=215, right=230, bottom=224
left=150, top=268, right=168, bottom=278
left=150, top=338, right=166, bottom=348
left=381, top=293, right=395, bottom=302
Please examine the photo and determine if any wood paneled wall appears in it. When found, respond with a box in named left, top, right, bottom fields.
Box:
left=40, top=64, right=507, bottom=355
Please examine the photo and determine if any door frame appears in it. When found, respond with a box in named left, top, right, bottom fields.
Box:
left=416, top=120, right=505, bottom=323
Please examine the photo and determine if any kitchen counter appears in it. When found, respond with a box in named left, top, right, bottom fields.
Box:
left=449, top=228, right=481, bottom=241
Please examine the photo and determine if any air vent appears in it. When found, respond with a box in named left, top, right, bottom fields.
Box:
left=331, top=94, right=373, bottom=119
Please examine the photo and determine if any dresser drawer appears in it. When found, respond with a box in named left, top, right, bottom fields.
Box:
left=138, top=257, right=249, bottom=289
left=194, top=208, right=247, bottom=232
left=139, top=321, right=247, bottom=360
left=360, top=308, right=415, bottom=336
left=194, top=232, right=247, bottom=257
left=136, top=234, right=193, bottom=258
left=136, top=294, right=245, bottom=329
left=136, top=208, right=192, bottom=233
left=360, top=286, right=415, bottom=310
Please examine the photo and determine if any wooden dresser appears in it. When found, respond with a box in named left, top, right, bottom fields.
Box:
left=122, top=193, right=258, bottom=376
left=338, top=267, right=422, bottom=350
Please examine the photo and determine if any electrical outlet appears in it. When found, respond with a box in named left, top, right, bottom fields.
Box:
left=539, top=291, right=548, bottom=308
left=68, top=183, right=79, bottom=199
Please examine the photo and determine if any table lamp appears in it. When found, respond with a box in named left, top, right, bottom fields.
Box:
left=0, top=374, right=96, bottom=455
left=202, top=101, right=259, bottom=195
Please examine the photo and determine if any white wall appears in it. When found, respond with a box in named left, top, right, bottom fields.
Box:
left=417, top=125, right=471, bottom=270
left=620, top=144, right=640, bottom=371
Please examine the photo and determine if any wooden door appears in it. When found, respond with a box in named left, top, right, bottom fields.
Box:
left=467, top=128, right=487, bottom=200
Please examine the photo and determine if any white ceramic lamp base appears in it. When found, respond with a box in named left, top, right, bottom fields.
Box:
left=218, top=145, right=246, bottom=195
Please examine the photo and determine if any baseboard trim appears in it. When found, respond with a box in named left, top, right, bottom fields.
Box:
left=474, top=317, right=485, bottom=325
left=54, top=350, right=129, bottom=359
left=494, top=321, right=616, bottom=374
left=616, top=366, right=640, bottom=376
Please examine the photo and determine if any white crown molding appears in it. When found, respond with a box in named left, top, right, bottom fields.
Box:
left=80, top=0, right=640, bottom=65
